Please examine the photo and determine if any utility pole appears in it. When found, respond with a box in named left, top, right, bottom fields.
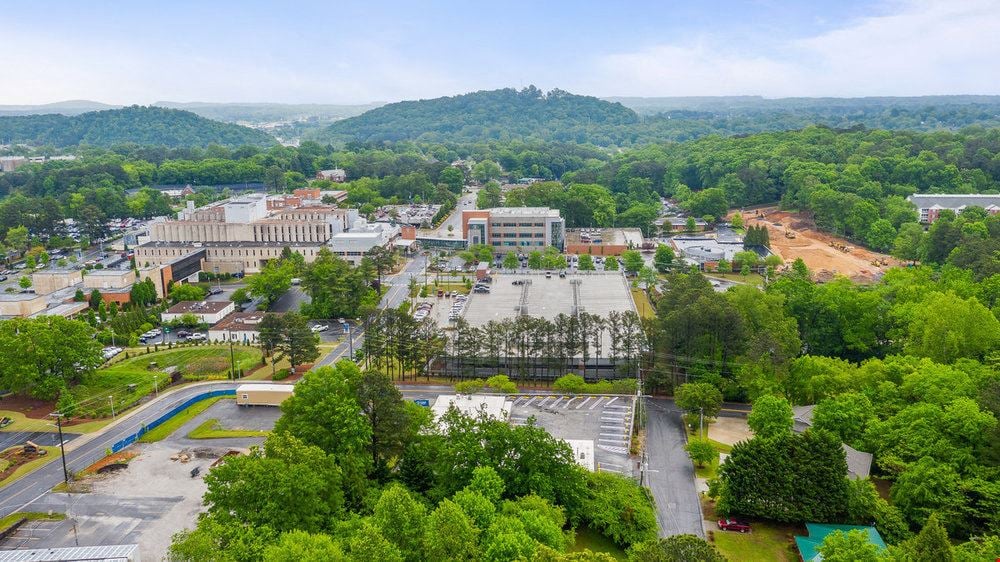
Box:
left=229, top=339, right=236, bottom=380
left=109, top=396, right=116, bottom=419
left=50, top=413, right=70, bottom=484
left=152, top=375, right=158, bottom=397
left=699, top=407, right=704, bottom=438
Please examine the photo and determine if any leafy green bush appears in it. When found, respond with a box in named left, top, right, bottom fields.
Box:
left=454, top=380, right=484, bottom=394
left=553, top=374, right=637, bottom=395
left=580, top=471, right=658, bottom=548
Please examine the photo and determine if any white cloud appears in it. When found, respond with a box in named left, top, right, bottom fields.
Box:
left=584, top=0, right=1000, bottom=97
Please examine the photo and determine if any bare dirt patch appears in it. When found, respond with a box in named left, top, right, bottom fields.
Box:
left=0, top=395, right=54, bottom=419
left=742, top=208, right=901, bottom=283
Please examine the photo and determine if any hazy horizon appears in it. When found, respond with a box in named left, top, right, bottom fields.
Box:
left=1, top=1, right=998, bottom=105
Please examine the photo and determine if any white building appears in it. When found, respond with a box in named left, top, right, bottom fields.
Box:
left=328, top=219, right=400, bottom=264
left=209, top=311, right=269, bottom=343
left=161, top=300, right=235, bottom=325
left=907, top=194, right=1000, bottom=223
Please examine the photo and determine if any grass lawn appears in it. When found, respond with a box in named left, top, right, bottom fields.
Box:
left=0, top=411, right=53, bottom=432
left=187, top=418, right=269, bottom=439
left=71, top=346, right=261, bottom=418
left=138, top=396, right=228, bottom=443
left=0, top=446, right=59, bottom=488
left=0, top=512, right=65, bottom=534
left=705, top=272, right=765, bottom=286
left=710, top=521, right=800, bottom=562
left=244, top=342, right=339, bottom=380
left=702, top=496, right=802, bottom=562
left=570, top=525, right=627, bottom=560
left=630, top=288, right=655, bottom=320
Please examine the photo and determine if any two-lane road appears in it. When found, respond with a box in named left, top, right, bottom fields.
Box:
left=0, top=382, right=244, bottom=518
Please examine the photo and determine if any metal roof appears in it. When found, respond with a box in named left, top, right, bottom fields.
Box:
left=0, top=544, right=139, bottom=561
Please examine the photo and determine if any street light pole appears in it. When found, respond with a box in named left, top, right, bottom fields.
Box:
left=109, top=396, right=116, bottom=419
left=152, top=375, right=158, bottom=397
left=50, top=413, right=70, bottom=484
left=699, top=407, right=704, bottom=438
left=229, top=340, right=236, bottom=380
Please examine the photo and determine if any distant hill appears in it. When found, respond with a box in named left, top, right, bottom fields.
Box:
left=153, top=101, right=384, bottom=124
left=605, top=95, right=1000, bottom=134
left=0, top=100, right=120, bottom=117
left=315, top=87, right=639, bottom=144
left=0, top=106, right=276, bottom=148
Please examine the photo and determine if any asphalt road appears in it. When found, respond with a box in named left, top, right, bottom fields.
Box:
left=645, top=397, right=706, bottom=538
left=0, top=381, right=244, bottom=518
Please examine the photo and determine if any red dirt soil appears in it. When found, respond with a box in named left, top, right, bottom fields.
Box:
left=742, top=208, right=902, bottom=283
left=0, top=395, right=54, bottom=419
left=81, top=451, right=138, bottom=476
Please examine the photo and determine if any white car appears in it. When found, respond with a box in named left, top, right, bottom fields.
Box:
left=311, top=324, right=329, bottom=333
left=188, top=333, right=207, bottom=341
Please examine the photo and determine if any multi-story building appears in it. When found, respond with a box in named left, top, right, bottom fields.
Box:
left=136, top=194, right=364, bottom=273
left=908, top=194, right=1000, bottom=223
left=462, top=207, right=565, bottom=251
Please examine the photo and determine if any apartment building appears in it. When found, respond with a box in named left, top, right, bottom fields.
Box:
left=907, top=194, right=1000, bottom=223
left=462, top=207, right=565, bottom=251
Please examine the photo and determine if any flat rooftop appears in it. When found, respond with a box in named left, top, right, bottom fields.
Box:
left=460, top=272, right=636, bottom=351
left=565, top=228, right=644, bottom=247
left=164, top=300, right=232, bottom=314
left=487, top=207, right=559, bottom=217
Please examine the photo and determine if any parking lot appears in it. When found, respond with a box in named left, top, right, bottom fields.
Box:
left=460, top=272, right=636, bottom=349
left=510, top=394, right=635, bottom=476
left=6, top=399, right=278, bottom=559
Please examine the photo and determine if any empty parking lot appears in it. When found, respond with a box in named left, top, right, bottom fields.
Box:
left=510, top=394, right=635, bottom=477
left=460, top=272, right=636, bottom=348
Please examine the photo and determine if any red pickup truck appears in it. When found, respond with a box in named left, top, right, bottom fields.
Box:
left=717, top=519, right=752, bottom=533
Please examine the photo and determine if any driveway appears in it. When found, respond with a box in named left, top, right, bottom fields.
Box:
left=645, top=397, right=705, bottom=537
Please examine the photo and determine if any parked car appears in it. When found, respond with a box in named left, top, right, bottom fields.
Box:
left=188, top=333, right=207, bottom=341
left=0, top=275, right=7, bottom=282
left=176, top=330, right=192, bottom=339
left=717, top=519, right=752, bottom=533
left=311, top=324, right=329, bottom=333
left=208, top=287, right=224, bottom=295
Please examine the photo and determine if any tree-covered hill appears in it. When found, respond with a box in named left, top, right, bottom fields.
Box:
left=0, top=106, right=276, bottom=148
left=315, top=86, right=639, bottom=144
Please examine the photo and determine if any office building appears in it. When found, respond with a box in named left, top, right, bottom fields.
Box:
left=462, top=207, right=565, bottom=251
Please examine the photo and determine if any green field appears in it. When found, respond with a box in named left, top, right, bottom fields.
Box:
left=187, top=418, right=270, bottom=439
left=71, top=346, right=261, bottom=418
left=139, top=396, right=229, bottom=443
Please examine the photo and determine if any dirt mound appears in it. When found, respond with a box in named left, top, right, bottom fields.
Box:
left=743, top=207, right=901, bottom=283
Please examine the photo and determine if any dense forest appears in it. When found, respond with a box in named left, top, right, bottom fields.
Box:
left=316, top=89, right=1000, bottom=146
left=316, top=87, right=639, bottom=144
left=0, top=106, right=275, bottom=148
left=2, top=125, right=999, bottom=278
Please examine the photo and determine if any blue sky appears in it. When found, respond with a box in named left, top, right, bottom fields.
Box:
left=1, top=0, right=997, bottom=104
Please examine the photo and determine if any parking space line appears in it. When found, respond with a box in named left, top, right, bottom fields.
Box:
left=589, top=397, right=604, bottom=410
left=577, top=397, right=592, bottom=409
left=605, top=397, right=619, bottom=406
left=563, top=397, right=576, bottom=408
left=523, top=397, right=537, bottom=407
left=537, top=397, right=550, bottom=407
left=550, top=397, right=563, bottom=408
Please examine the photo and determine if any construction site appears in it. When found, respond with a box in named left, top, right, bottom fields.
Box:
left=743, top=208, right=901, bottom=283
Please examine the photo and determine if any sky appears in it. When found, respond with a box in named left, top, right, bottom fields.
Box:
left=1, top=0, right=998, bottom=105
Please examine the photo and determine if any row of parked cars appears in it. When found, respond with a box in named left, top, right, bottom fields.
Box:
left=101, top=346, right=124, bottom=361
left=413, top=302, right=433, bottom=321
left=448, top=294, right=469, bottom=321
